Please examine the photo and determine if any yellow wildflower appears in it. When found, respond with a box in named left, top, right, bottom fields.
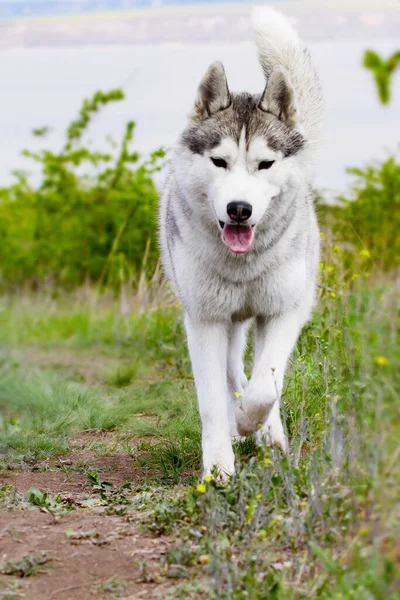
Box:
left=359, top=249, right=371, bottom=259
left=258, top=529, right=267, bottom=540
left=375, top=356, right=389, bottom=366
left=196, top=484, right=206, bottom=494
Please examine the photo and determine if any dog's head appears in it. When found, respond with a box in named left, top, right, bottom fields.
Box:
left=177, top=62, right=306, bottom=254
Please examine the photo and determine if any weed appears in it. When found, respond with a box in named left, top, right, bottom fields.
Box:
left=0, top=582, right=24, bottom=600
left=97, top=576, right=127, bottom=594
left=104, top=364, right=137, bottom=388
left=166, top=545, right=198, bottom=568
left=0, top=484, right=21, bottom=510
left=145, top=494, right=192, bottom=536
left=0, top=553, right=51, bottom=578
left=136, top=561, right=161, bottom=584
left=137, top=435, right=201, bottom=485
left=86, top=470, right=115, bottom=495
left=65, top=528, right=107, bottom=546
left=86, top=471, right=132, bottom=515
left=164, top=581, right=210, bottom=599
left=26, top=487, right=72, bottom=521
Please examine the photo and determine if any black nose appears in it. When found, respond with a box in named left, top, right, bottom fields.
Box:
left=227, top=201, right=252, bottom=223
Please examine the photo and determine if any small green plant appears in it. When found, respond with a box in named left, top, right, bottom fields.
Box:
left=86, top=470, right=114, bottom=495
left=97, top=576, right=127, bottom=594
left=137, top=436, right=201, bottom=485
left=166, top=545, right=198, bottom=568
left=363, top=49, right=400, bottom=104
left=65, top=528, right=106, bottom=545
left=0, top=552, right=50, bottom=578
left=86, top=471, right=132, bottom=514
left=0, top=484, right=19, bottom=510
left=145, top=494, right=192, bottom=536
left=0, top=581, right=24, bottom=600
left=104, top=364, right=137, bottom=387
left=26, top=487, right=71, bottom=521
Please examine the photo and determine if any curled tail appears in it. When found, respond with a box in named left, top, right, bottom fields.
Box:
left=252, top=7, right=323, bottom=150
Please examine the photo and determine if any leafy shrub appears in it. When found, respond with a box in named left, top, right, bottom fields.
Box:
left=321, top=156, right=400, bottom=271
left=0, top=90, right=165, bottom=290
left=363, top=49, right=400, bottom=105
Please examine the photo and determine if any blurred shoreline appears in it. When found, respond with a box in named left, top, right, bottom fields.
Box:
left=2, top=37, right=400, bottom=191
left=1, top=1, right=400, bottom=48
left=2, top=2, right=400, bottom=192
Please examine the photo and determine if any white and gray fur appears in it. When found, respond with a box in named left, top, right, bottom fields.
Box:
left=159, top=7, right=323, bottom=477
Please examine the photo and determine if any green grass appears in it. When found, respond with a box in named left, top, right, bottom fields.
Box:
left=0, top=247, right=399, bottom=597
left=0, top=297, right=201, bottom=478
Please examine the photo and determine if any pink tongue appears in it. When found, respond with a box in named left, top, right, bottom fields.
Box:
left=223, top=224, right=254, bottom=254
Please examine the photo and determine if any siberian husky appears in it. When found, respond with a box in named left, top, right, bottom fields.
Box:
left=159, top=7, right=323, bottom=478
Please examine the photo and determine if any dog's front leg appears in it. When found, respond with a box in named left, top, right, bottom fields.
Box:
left=227, top=321, right=250, bottom=438
left=235, top=310, right=306, bottom=448
left=185, top=314, right=235, bottom=479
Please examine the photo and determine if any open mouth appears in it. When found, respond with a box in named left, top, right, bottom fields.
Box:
left=219, top=221, right=255, bottom=254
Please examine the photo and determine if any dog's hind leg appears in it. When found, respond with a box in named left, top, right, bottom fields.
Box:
left=227, top=321, right=250, bottom=438
left=235, top=309, right=307, bottom=445
left=185, top=314, right=235, bottom=479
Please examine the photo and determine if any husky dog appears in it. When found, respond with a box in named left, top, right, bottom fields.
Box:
left=159, top=7, right=323, bottom=478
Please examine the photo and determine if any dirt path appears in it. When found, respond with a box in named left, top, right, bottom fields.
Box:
left=0, top=451, right=173, bottom=600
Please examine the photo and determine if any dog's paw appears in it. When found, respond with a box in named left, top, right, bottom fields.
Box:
left=235, top=386, right=276, bottom=436
left=203, top=442, right=235, bottom=481
left=255, top=424, right=289, bottom=454
left=255, top=405, right=288, bottom=454
left=203, top=467, right=232, bottom=483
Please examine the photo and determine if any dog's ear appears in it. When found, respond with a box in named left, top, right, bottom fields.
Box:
left=192, top=62, right=231, bottom=121
left=259, top=68, right=297, bottom=127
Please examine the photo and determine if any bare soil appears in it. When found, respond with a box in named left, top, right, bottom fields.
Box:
left=0, top=450, right=174, bottom=600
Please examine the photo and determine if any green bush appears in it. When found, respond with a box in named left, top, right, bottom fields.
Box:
left=321, top=156, right=400, bottom=271
left=0, top=90, right=165, bottom=290
left=363, top=49, right=400, bottom=105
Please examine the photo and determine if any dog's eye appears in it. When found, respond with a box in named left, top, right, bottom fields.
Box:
left=211, top=157, right=228, bottom=169
left=258, top=160, right=275, bottom=170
